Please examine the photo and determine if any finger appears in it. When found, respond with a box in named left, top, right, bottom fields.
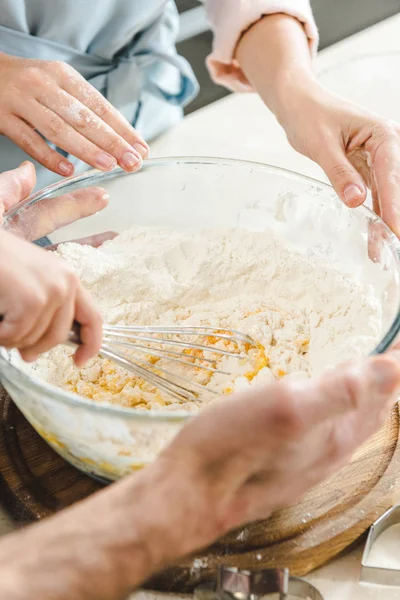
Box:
left=38, top=88, right=146, bottom=169
left=7, top=187, right=109, bottom=241
left=15, top=292, right=61, bottom=350
left=234, top=437, right=351, bottom=525
left=371, top=171, right=380, bottom=216
left=1, top=115, right=74, bottom=177
left=369, top=140, right=400, bottom=237
left=60, top=72, right=149, bottom=157
left=231, top=355, right=400, bottom=526
left=367, top=171, right=382, bottom=261
left=0, top=302, right=43, bottom=347
left=0, top=161, right=36, bottom=223
left=20, top=298, right=75, bottom=362
left=46, top=231, right=118, bottom=251
left=73, top=286, right=102, bottom=366
left=348, top=148, right=373, bottom=190
left=317, top=144, right=367, bottom=208
left=306, top=382, right=399, bottom=491
left=170, top=352, right=400, bottom=472
left=20, top=100, right=121, bottom=172
left=0, top=161, right=36, bottom=208
left=284, top=353, right=400, bottom=430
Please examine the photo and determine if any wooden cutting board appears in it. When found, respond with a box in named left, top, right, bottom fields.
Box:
left=1, top=386, right=400, bottom=593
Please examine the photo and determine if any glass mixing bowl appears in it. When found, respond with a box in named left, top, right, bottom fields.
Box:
left=1, top=157, right=400, bottom=481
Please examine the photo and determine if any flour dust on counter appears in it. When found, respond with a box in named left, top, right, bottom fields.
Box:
left=30, top=226, right=383, bottom=411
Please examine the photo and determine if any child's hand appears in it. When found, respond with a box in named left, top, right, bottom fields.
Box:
left=0, top=53, right=148, bottom=176
left=0, top=161, right=103, bottom=364
left=0, top=229, right=102, bottom=365
left=0, top=161, right=110, bottom=240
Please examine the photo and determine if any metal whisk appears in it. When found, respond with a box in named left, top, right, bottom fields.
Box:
left=68, top=322, right=256, bottom=402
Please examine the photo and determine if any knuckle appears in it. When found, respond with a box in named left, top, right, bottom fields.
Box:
left=95, top=101, right=114, bottom=122
left=19, top=132, right=37, bottom=152
left=50, top=269, right=77, bottom=298
left=328, top=163, right=354, bottom=180
left=21, top=66, right=43, bottom=86
left=71, top=107, right=90, bottom=131
left=64, top=266, right=79, bottom=287
left=51, top=60, right=74, bottom=78
left=307, top=128, right=333, bottom=154
left=105, top=137, right=125, bottom=155
left=49, top=279, right=68, bottom=299
left=46, top=114, right=63, bottom=138
left=58, top=266, right=79, bottom=293
left=339, top=367, right=363, bottom=412
left=270, top=393, right=304, bottom=438
left=317, top=128, right=334, bottom=146
left=29, top=291, right=47, bottom=310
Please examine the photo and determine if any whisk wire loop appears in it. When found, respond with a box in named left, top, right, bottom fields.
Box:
left=68, top=323, right=256, bottom=402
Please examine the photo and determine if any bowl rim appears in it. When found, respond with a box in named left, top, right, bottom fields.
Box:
left=1, top=155, right=400, bottom=422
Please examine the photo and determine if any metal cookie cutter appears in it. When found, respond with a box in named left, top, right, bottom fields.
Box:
left=194, top=566, right=324, bottom=600
left=361, top=503, right=400, bottom=586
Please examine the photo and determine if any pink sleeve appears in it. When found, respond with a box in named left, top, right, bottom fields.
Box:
left=204, top=0, right=319, bottom=92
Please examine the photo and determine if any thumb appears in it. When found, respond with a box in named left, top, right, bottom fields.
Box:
left=317, top=146, right=367, bottom=208
left=0, top=161, right=36, bottom=216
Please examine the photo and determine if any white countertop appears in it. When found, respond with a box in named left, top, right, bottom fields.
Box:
left=3, top=13, right=400, bottom=600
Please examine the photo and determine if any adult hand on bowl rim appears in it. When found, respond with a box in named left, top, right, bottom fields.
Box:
left=237, top=14, right=400, bottom=238
left=0, top=52, right=149, bottom=177
left=1, top=161, right=117, bottom=245
left=277, top=87, right=400, bottom=239
left=0, top=354, right=399, bottom=600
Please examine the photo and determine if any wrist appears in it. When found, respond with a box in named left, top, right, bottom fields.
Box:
left=120, top=459, right=195, bottom=570
left=126, top=456, right=216, bottom=567
left=270, top=71, right=324, bottom=126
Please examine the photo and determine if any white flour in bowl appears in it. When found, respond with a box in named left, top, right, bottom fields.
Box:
left=30, top=226, right=383, bottom=411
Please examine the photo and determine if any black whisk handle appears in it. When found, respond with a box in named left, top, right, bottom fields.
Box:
left=67, top=321, right=82, bottom=346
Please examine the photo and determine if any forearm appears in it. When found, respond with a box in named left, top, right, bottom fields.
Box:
left=236, top=14, right=320, bottom=125
left=0, top=459, right=201, bottom=600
